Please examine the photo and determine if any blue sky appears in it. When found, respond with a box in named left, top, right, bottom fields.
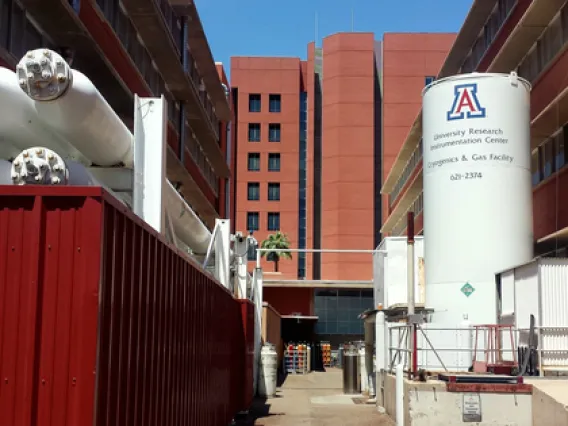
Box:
left=197, top=0, right=473, bottom=77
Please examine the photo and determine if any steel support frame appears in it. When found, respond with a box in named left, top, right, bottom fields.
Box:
left=132, top=95, right=168, bottom=234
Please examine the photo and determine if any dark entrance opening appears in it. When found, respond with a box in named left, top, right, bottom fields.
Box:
left=280, top=316, right=325, bottom=372
left=281, top=316, right=317, bottom=343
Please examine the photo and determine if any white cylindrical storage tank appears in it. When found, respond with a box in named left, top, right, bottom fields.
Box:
left=258, top=344, right=278, bottom=398
left=422, top=72, right=533, bottom=326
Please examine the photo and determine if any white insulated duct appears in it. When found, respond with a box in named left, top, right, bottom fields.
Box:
left=164, top=180, right=212, bottom=256
left=16, top=49, right=134, bottom=167
left=0, top=67, right=85, bottom=162
left=11, top=49, right=214, bottom=258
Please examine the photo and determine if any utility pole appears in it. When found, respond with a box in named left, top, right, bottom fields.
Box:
left=407, top=212, right=416, bottom=378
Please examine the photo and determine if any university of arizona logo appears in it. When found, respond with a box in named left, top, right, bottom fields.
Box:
left=446, top=83, right=486, bottom=121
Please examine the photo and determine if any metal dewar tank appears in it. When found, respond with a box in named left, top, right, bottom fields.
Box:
left=422, top=72, right=534, bottom=326
left=342, top=345, right=360, bottom=394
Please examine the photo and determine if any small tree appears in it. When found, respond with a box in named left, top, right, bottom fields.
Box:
left=260, top=232, right=292, bottom=272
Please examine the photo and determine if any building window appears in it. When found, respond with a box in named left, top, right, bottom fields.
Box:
left=248, top=153, right=260, bottom=171
left=425, top=76, right=435, bottom=86
left=268, top=183, right=280, bottom=201
left=268, top=123, right=281, bottom=142
left=538, top=13, right=563, bottom=72
left=559, top=125, right=568, bottom=170
left=248, top=182, right=260, bottom=201
left=531, top=148, right=542, bottom=186
left=268, top=153, right=281, bottom=171
left=248, top=123, right=261, bottom=142
left=543, top=137, right=555, bottom=179
left=249, top=94, right=261, bottom=112
left=247, top=239, right=258, bottom=261
left=269, top=94, right=281, bottom=113
left=247, top=212, right=259, bottom=231
left=314, top=290, right=374, bottom=335
left=553, top=131, right=564, bottom=172
left=267, top=212, right=280, bottom=231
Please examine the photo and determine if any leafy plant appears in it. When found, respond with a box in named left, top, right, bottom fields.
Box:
left=260, top=232, right=292, bottom=272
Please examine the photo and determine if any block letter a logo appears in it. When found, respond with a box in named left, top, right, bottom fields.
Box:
left=446, top=83, right=486, bottom=121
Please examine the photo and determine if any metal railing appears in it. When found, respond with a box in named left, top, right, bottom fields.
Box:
left=383, top=324, right=568, bottom=376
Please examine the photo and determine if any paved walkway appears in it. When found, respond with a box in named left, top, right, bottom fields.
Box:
left=237, top=369, right=394, bottom=425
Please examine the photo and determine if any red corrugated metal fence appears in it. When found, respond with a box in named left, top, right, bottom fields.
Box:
left=239, top=300, right=255, bottom=410
left=0, top=186, right=253, bottom=426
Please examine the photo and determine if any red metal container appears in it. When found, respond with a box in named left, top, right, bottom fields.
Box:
left=0, top=186, right=253, bottom=425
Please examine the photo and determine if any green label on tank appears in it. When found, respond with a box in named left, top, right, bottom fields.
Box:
left=461, top=282, right=475, bottom=297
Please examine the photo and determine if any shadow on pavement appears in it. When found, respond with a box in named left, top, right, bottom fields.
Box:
left=277, top=370, right=287, bottom=387
left=234, top=397, right=285, bottom=426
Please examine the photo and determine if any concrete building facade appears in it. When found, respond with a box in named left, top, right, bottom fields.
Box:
left=382, top=0, right=568, bottom=260
left=231, top=32, right=453, bottom=343
left=0, top=0, right=235, bottom=227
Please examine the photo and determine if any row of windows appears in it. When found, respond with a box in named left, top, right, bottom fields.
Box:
left=297, top=92, right=308, bottom=279
left=460, top=0, right=517, bottom=73
left=517, top=4, right=568, bottom=83
left=95, top=0, right=177, bottom=118
left=249, top=93, right=282, bottom=113
left=186, top=129, right=218, bottom=193
left=387, top=77, right=435, bottom=207
left=1, top=1, right=56, bottom=65
left=391, top=193, right=424, bottom=236
left=246, top=212, right=280, bottom=231
left=247, top=182, right=280, bottom=201
left=98, top=0, right=221, bottom=135
left=387, top=78, right=433, bottom=208
left=531, top=124, right=568, bottom=186
left=94, top=0, right=219, bottom=190
left=96, top=0, right=221, bottom=185
left=314, top=290, right=374, bottom=335
left=247, top=152, right=281, bottom=172
left=248, top=123, right=281, bottom=142
left=390, top=139, right=423, bottom=206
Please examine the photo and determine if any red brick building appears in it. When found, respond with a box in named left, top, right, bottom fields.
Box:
left=231, top=32, right=453, bottom=342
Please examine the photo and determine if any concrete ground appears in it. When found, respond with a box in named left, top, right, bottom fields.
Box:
left=237, top=369, right=394, bottom=425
